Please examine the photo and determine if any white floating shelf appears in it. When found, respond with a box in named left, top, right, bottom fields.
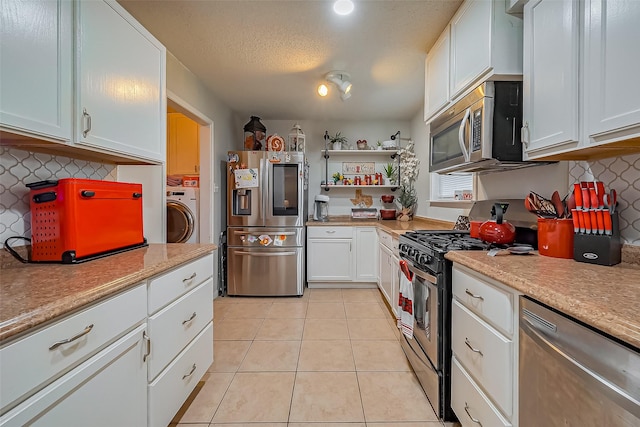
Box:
left=324, top=150, right=397, bottom=155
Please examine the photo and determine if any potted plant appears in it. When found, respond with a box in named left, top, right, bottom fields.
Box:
left=396, top=184, right=417, bottom=221
left=382, top=163, right=396, bottom=185
left=330, top=132, right=347, bottom=150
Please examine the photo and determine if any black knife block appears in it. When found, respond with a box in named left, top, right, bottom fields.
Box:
left=573, top=212, right=621, bottom=266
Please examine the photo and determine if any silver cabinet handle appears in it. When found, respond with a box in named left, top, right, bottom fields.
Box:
left=143, top=331, right=151, bottom=362
left=182, top=272, right=197, bottom=283
left=182, top=363, right=197, bottom=380
left=465, top=289, right=484, bottom=301
left=182, top=312, right=197, bottom=325
left=326, top=230, right=336, bottom=234
left=82, top=108, right=92, bottom=137
left=49, top=324, right=94, bottom=350
left=464, top=402, right=483, bottom=426
left=464, top=338, right=483, bottom=356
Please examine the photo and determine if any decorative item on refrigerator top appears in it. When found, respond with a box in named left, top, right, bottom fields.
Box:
left=243, top=115, right=266, bottom=151
left=25, top=178, right=146, bottom=263
left=288, top=123, right=305, bottom=152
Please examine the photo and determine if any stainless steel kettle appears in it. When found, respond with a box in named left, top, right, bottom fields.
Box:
left=313, top=195, right=330, bottom=221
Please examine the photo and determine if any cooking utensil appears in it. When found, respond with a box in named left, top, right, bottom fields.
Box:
left=479, top=202, right=516, bottom=244
left=580, top=182, right=591, bottom=210
left=566, top=192, right=576, bottom=215
left=571, top=209, right=580, bottom=232
left=604, top=189, right=618, bottom=213
left=551, top=191, right=564, bottom=218
left=595, top=209, right=605, bottom=235
left=527, top=191, right=557, bottom=218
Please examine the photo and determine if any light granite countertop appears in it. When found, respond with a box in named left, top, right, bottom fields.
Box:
left=306, top=215, right=455, bottom=237
left=445, top=249, right=640, bottom=349
left=0, top=243, right=217, bottom=342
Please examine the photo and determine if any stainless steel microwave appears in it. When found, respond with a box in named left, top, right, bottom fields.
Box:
left=429, top=81, right=534, bottom=174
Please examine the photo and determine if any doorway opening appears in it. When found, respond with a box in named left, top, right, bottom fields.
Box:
left=166, top=92, right=214, bottom=245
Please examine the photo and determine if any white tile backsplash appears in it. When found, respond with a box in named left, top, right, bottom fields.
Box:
left=569, top=153, right=640, bottom=245
left=0, top=147, right=116, bottom=245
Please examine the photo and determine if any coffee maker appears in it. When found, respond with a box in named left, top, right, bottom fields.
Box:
left=313, top=195, right=330, bottom=221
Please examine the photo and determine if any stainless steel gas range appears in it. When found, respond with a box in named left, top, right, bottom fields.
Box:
left=398, top=230, right=490, bottom=422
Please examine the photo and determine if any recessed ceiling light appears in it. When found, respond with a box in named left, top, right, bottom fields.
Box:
left=333, top=0, right=354, bottom=15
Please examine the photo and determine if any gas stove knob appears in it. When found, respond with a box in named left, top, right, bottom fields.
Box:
left=408, top=248, right=416, bottom=257
left=418, top=254, right=431, bottom=265
left=399, top=244, right=407, bottom=254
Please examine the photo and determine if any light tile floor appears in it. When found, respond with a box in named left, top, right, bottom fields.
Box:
left=170, top=288, right=459, bottom=427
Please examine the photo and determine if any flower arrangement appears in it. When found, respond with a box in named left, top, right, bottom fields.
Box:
left=332, top=172, right=344, bottom=183
left=396, top=141, right=420, bottom=218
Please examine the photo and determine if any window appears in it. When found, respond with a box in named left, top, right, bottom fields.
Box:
left=431, top=172, right=474, bottom=200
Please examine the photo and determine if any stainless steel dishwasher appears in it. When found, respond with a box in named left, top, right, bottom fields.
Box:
left=519, top=296, right=640, bottom=427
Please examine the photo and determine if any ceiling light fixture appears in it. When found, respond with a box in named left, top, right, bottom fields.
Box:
left=320, top=71, right=352, bottom=101
left=333, top=0, right=354, bottom=15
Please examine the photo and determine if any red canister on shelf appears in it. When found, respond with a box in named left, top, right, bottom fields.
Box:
left=354, top=176, right=361, bottom=185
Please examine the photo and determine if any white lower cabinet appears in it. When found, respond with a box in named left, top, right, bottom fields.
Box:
left=146, top=254, right=214, bottom=427
left=377, top=229, right=399, bottom=314
left=307, top=226, right=378, bottom=286
left=451, top=264, right=520, bottom=427
left=451, top=356, right=511, bottom=427
left=148, top=322, right=213, bottom=427
left=354, top=227, right=377, bottom=282
left=0, top=284, right=148, bottom=426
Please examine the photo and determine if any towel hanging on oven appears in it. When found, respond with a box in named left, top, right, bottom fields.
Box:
left=397, top=260, right=414, bottom=339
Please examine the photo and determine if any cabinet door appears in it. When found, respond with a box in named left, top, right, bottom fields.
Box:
left=0, top=0, right=72, bottom=141
left=1, top=325, right=147, bottom=427
left=424, top=27, right=450, bottom=122
left=584, top=0, right=640, bottom=142
left=307, top=238, right=352, bottom=281
left=378, top=244, right=392, bottom=305
left=167, top=113, right=200, bottom=175
left=522, top=0, right=580, bottom=157
left=354, top=228, right=377, bottom=282
left=450, top=0, right=492, bottom=98
left=390, top=251, right=400, bottom=317
left=76, top=0, right=165, bottom=162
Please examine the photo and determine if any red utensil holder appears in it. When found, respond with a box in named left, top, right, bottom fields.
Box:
left=537, top=218, right=574, bottom=259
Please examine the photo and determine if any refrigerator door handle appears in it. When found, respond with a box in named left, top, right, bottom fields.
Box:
left=233, top=230, right=297, bottom=236
left=236, top=251, right=297, bottom=256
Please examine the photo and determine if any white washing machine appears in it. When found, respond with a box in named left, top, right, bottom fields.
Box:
left=166, top=187, right=199, bottom=243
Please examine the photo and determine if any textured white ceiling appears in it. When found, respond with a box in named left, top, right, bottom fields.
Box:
left=117, top=0, right=463, bottom=121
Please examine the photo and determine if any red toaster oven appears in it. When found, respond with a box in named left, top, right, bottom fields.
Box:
left=27, top=178, right=146, bottom=263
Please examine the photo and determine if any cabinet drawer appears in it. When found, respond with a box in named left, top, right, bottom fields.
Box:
left=148, top=322, right=213, bottom=427
left=452, top=300, right=513, bottom=418
left=148, top=253, right=214, bottom=314
left=0, top=284, right=146, bottom=413
left=452, top=266, right=514, bottom=336
left=0, top=324, right=147, bottom=427
left=378, top=230, right=394, bottom=249
left=307, top=226, right=352, bottom=239
left=451, top=356, right=511, bottom=427
left=148, top=278, right=213, bottom=380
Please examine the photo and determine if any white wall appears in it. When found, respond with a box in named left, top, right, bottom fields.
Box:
left=257, top=119, right=411, bottom=216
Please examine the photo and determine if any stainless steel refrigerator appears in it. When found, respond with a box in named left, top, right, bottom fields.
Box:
left=226, top=151, right=308, bottom=296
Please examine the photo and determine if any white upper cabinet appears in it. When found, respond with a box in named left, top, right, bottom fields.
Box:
left=424, top=27, right=450, bottom=121
left=0, top=0, right=72, bottom=142
left=521, top=0, right=580, bottom=155
left=523, top=0, right=640, bottom=160
left=76, top=0, right=166, bottom=163
left=424, top=0, right=523, bottom=124
left=584, top=0, right=640, bottom=145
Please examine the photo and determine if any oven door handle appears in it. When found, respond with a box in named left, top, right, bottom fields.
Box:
left=406, top=262, right=437, bottom=283
left=458, top=107, right=471, bottom=162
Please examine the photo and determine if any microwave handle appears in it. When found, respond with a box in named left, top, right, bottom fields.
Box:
left=458, top=107, right=471, bottom=162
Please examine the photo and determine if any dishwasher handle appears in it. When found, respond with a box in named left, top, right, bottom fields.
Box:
left=521, top=314, right=640, bottom=418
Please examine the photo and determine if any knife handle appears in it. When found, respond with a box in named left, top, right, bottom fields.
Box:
left=596, top=181, right=605, bottom=209
left=576, top=210, right=586, bottom=234
left=589, top=210, right=598, bottom=235
left=595, top=209, right=605, bottom=235
left=571, top=209, right=580, bottom=233
left=581, top=186, right=591, bottom=210
left=589, top=188, right=598, bottom=211
left=574, top=183, right=583, bottom=209
left=603, top=210, right=613, bottom=235
left=583, top=209, right=592, bottom=234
